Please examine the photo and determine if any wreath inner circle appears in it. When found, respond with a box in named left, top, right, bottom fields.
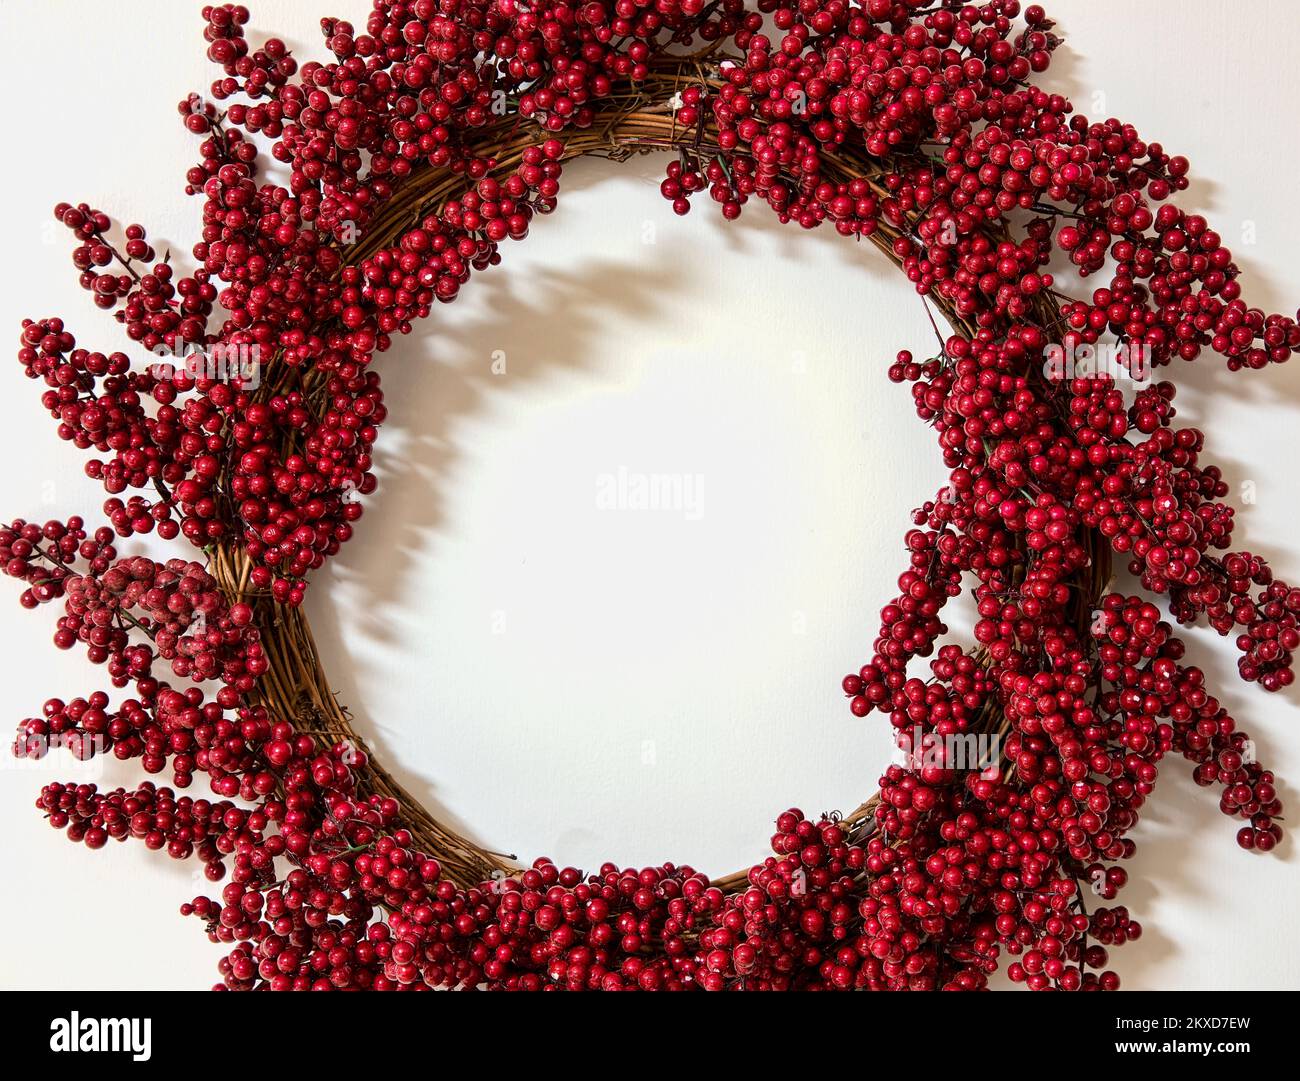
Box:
left=302, top=147, right=965, bottom=878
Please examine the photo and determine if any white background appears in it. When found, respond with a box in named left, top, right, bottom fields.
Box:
left=0, top=0, right=1297, bottom=990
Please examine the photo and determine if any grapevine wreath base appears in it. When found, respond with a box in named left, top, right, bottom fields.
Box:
left=6, top=0, right=1300, bottom=990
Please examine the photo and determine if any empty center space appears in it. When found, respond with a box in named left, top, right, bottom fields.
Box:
left=308, top=154, right=949, bottom=873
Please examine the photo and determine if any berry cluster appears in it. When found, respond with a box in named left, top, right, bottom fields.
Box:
left=6, top=0, right=1297, bottom=990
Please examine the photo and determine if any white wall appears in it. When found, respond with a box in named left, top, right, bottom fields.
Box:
left=0, top=0, right=1296, bottom=990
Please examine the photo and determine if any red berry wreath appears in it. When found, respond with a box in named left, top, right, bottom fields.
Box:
left=5, top=0, right=1299, bottom=991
